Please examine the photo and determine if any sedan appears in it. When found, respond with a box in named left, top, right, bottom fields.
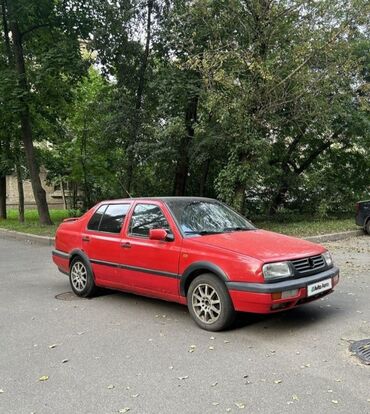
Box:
left=52, top=197, right=339, bottom=331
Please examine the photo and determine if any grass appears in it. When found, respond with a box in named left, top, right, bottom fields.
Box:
left=0, top=209, right=70, bottom=237
left=255, top=217, right=356, bottom=237
left=0, top=209, right=357, bottom=238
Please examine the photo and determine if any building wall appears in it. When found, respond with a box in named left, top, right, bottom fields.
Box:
left=6, top=170, right=65, bottom=209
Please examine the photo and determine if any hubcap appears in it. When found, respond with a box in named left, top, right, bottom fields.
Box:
left=71, top=261, right=88, bottom=292
left=192, top=283, right=221, bottom=324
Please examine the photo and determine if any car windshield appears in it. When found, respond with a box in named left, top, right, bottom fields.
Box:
left=166, top=199, right=255, bottom=236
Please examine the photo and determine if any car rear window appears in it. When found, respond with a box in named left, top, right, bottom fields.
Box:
left=87, top=204, right=130, bottom=233
left=99, top=204, right=130, bottom=233
left=87, top=205, right=107, bottom=231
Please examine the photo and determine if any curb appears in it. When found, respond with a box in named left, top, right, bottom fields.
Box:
left=0, top=227, right=365, bottom=247
left=304, top=229, right=364, bottom=243
left=0, top=228, right=54, bottom=246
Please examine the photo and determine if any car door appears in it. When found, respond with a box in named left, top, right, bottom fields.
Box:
left=120, top=201, right=182, bottom=300
left=81, top=203, right=131, bottom=288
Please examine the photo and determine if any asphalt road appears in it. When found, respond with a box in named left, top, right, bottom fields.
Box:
left=0, top=235, right=370, bottom=414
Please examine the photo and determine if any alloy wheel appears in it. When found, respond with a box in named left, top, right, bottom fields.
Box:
left=71, top=261, right=88, bottom=292
left=191, top=283, right=222, bottom=324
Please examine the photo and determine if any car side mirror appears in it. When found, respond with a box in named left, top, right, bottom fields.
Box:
left=149, top=229, right=174, bottom=241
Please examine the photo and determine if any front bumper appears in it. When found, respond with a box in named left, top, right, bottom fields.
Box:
left=227, top=266, right=339, bottom=313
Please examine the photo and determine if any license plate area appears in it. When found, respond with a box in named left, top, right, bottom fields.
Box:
left=307, top=278, right=332, bottom=297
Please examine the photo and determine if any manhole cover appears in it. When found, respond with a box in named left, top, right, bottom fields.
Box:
left=349, top=339, right=370, bottom=365
left=55, top=292, right=86, bottom=301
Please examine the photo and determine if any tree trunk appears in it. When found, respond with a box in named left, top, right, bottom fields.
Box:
left=234, top=183, right=247, bottom=214
left=81, top=117, right=91, bottom=210
left=173, top=93, right=199, bottom=196
left=7, top=2, right=52, bottom=225
left=16, top=160, right=24, bottom=223
left=60, top=177, right=67, bottom=210
left=199, top=158, right=210, bottom=196
left=125, top=0, right=153, bottom=193
left=0, top=174, right=6, bottom=219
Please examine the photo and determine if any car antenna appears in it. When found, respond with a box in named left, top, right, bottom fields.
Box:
left=122, top=185, right=132, bottom=198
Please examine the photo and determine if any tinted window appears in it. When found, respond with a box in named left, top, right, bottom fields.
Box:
left=99, top=204, right=130, bottom=233
left=129, top=204, right=171, bottom=237
left=87, top=205, right=107, bottom=231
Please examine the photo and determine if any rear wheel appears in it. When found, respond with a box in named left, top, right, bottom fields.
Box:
left=69, top=256, right=97, bottom=298
left=187, top=273, right=235, bottom=331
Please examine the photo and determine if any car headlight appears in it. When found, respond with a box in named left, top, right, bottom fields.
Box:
left=322, top=251, right=333, bottom=267
left=263, top=261, right=293, bottom=281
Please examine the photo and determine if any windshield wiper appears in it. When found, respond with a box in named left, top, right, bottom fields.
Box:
left=184, top=230, right=222, bottom=236
left=223, top=227, right=251, bottom=232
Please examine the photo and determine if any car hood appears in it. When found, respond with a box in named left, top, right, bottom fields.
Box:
left=190, top=229, right=325, bottom=262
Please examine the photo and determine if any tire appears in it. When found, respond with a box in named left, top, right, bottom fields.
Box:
left=365, top=220, right=370, bottom=235
left=187, top=273, right=235, bottom=331
left=69, top=256, right=97, bottom=298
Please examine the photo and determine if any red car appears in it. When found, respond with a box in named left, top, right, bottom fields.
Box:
left=52, top=197, right=339, bottom=331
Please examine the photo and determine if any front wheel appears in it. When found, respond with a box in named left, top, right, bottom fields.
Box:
left=365, top=220, right=370, bottom=235
left=69, top=257, right=97, bottom=298
left=187, top=273, right=235, bottom=331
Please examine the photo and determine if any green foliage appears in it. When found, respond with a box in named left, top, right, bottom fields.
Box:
left=0, top=0, right=369, bottom=218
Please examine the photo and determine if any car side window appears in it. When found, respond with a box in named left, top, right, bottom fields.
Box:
left=87, top=204, right=130, bottom=233
left=129, top=204, right=171, bottom=237
left=99, top=204, right=131, bottom=234
left=87, top=205, right=107, bottom=231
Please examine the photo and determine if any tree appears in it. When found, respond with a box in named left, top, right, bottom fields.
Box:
left=1, top=0, right=89, bottom=223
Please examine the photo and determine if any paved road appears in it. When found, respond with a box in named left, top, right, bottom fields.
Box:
left=0, top=235, right=370, bottom=414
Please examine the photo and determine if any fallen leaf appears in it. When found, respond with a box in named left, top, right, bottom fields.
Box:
left=177, top=376, right=188, bottom=380
left=332, top=400, right=338, bottom=404
left=335, top=379, right=341, bottom=382
left=0, top=389, right=4, bottom=393
left=107, top=384, right=115, bottom=389
left=209, top=346, right=215, bottom=350
left=39, top=376, right=49, bottom=382
left=119, top=408, right=130, bottom=413
left=224, top=340, right=230, bottom=344
left=211, top=382, right=218, bottom=387
left=210, top=336, right=215, bottom=340
left=292, top=394, right=299, bottom=401
left=212, top=402, right=219, bottom=406
left=235, top=402, right=246, bottom=409
left=274, top=380, right=282, bottom=384
left=328, top=389, right=333, bottom=393
left=168, top=366, right=174, bottom=370
left=48, top=344, right=57, bottom=349
left=62, top=359, right=69, bottom=364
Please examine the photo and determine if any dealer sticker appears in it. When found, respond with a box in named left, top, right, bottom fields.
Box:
left=307, top=278, right=332, bottom=297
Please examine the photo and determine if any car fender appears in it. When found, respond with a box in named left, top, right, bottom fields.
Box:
left=69, top=249, right=95, bottom=278
left=180, top=261, right=228, bottom=297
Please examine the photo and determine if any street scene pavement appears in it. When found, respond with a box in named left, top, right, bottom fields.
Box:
left=1, top=235, right=369, bottom=414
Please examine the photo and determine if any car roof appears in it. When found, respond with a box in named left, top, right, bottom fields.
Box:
left=98, top=196, right=217, bottom=204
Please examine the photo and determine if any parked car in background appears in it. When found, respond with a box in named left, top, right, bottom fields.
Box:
left=355, top=200, right=370, bottom=234
left=52, top=197, right=339, bottom=331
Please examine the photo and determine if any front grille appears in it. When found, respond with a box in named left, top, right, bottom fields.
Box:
left=291, top=254, right=325, bottom=275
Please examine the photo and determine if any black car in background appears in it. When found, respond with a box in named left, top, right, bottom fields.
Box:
left=355, top=200, right=370, bottom=234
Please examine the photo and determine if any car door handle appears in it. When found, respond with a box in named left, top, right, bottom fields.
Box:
left=121, top=242, right=131, bottom=249
left=82, top=236, right=90, bottom=242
